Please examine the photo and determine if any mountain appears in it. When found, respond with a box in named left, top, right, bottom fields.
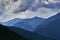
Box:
left=13, top=17, right=45, bottom=31
left=0, top=24, right=28, bottom=40
left=0, top=24, right=55, bottom=40
left=2, top=18, right=23, bottom=26
left=9, top=27, right=55, bottom=40
left=34, top=13, right=60, bottom=40
left=2, top=17, right=45, bottom=32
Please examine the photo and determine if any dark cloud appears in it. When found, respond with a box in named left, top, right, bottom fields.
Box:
left=13, top=0, right=60, bottom=14
left=13, top=0, right=18, bottom=2
left=42, top=3, right=60, bottom=9
left=13, top=0, right=34, bottom=13
left=0, top=0, right=60, bottom=22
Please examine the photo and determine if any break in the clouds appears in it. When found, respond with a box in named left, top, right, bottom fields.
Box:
left=0, top=0, right=60, bottom=22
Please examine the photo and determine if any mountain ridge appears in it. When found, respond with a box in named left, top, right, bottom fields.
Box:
left=34, top=12, right=60, bottom=40
left=2, top=17, right=45, bottom=32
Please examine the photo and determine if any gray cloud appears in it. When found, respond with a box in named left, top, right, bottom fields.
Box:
left=13, top=0, right=60, bottom=13
left=0, top=0, right=60, bottom=22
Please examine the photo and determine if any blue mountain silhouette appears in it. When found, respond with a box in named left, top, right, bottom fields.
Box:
left=34, top=12, right=60, bottom=40
left=3, top=17, right=45, bottom=32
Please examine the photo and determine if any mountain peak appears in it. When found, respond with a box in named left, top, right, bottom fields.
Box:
left=2, top=17, right=45, bottom=31
left=33, top=16, right=41, bottom=19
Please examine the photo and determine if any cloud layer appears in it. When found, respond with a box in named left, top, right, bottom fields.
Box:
left=0, top=0, right=60, bottom=22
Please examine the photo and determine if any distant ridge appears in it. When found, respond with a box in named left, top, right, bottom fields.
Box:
left=35, top=12, right=60, bottom=28
left=34, top=12, right=60, bottom=40
left=2, top=17, right=45, bottom=32
left=13, top=17, right=45, bottom=31
left=2, top=18, right=23, bottom=26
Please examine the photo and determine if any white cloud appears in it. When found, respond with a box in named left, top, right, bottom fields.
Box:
left=0, top=0, right=60, bottom=22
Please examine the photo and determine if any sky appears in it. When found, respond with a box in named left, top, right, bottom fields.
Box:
left=0, top=0, right=60, bottom=22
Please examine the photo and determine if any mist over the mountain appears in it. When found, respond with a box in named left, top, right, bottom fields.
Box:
left=0, top=0, right=60, bottom=22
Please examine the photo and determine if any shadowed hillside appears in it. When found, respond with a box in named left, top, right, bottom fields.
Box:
left=9, top=27, right=55, bottom=40
left=34, top=13, right=60, bottom=40
left=0, top=24, right=28, bottom=40
left=0, top=24, right=55, bottom=40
